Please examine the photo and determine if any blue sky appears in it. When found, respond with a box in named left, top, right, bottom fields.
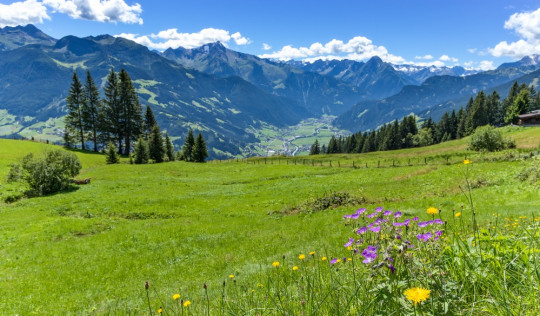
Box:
left=1, top=0, right=540, bottom=69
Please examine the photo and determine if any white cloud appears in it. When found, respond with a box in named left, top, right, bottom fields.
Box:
left=0, top=0, right=50, bottom=27
left=478, top=60, right=495, bottom=71
left=489, top=7, right=540, bottom=58
left=43, top=0, right=143, bottom=24
left=231, top=32, right=250, bottom=45
left=467, top=48, right=477, bottom=54
left=262, top=43, right=271, bottom=50
left=439, top=54, right=458, bottom=62
left=258, top=36, right=407, bottom=64
left=415, top=54, right=433, bottom=60
left=116, top=28, right=251, bottom=50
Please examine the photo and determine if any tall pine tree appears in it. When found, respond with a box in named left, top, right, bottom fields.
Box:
left=118, top=68, right=143, bottom=155
left=164, top=132, right=175, bottom=161
left=83, top=70, right=102, bottom=152
left=65, top=71, right=86, bottom=150
left=182, top=129, right=195, bottom=162
left=148, top=124, right=165, bottom=163
left=144, top=105, right=157, bottom=140
left=192, top=133, right=209, bottom=163
left=102, top=68, right=123, bottom=154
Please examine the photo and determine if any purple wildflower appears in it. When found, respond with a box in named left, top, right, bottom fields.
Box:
left=394, top=212, right=402, bottom=218
left=434, top=230, right=443, bottom=241
left=356, top=208, right=366, bottom=214
left=413, top=217, right=419, bottom=221
left=344, top=238, right=354, bottom=248
left=369, top=226, right=381, bottom=233
left=383, top=210, right=393, bottom=216
left=387, top=264, right=396, bottom=274
left=361, top=246, right=377, bottom=264
left=434, top=219, right=444, bottom=225
left=418, top=221, right=429, bottom=228
left=374, top=217, right=387, bottom=225
left=342, top=257, right=347, bottom=263
left=375, top=206, right=383, bottom=212
left=343, top=214, right=352, bottom=219
left=350, top=213, right=360, bottom=220
left=367, top=212, right=378, bottom=218
left=330, top=258, right=338, bottom=265
left=357, top=227, right=368, bottom=234
left=417, top=232, right=433, bottom=242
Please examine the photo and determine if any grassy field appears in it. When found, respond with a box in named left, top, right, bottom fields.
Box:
left=0, top=126, right=539, bottom=314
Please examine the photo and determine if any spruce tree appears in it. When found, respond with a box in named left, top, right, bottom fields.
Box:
left=65, top=71, right=86, bottom=150
left=310, top=139, right=320, bottom=155
left=164, top=132, right=175, bottom=161
left=118, top=69, right=143, bottom=155
left=148, top=124, right=165, bottom=163
left=192, top=133, right=209, bottom=163
left=105, top=141, right=120, bottom=164
left=182, top=129, right=195, bottom=162
left=83, top=70, right=102, bottom=152
left=505, top=88, right=530, bottom=124
left=102, top=68, right=123, bottom=154
left=144, top=105, right=157, bottom=140
left=63, top=128, right=74, bottom=149
left=134, top=136, right=149, bottom=164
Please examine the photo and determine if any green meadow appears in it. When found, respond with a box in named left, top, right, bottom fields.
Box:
left=0, top=126, right=539, bottom=314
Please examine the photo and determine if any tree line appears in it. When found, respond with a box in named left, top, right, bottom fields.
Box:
left=64, top=68, right=208, bottom=163
left=311, top=81, right=540, bottom=155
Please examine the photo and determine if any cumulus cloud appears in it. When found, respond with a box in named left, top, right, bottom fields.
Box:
left=415, top=54, right=433, bottom=60
left=43, top=0, right=143, bottom=24
left=262, top=43, right=271, bottom=50
left=489, top=7, right=540, bottom=58
left=478, top=60, right=495, bottom=71
left=258, top=36, right=407, bottom=64
left=0, top=0, right=50, bottom=27
left=439, top=54, right=458, bottom=62
left=116, top=28, right=251, bottom=50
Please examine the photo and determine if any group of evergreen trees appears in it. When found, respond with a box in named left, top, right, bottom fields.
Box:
left=65, top=68, right=208, bottom=163
left=65, top=68, right=144, bottom=154
left=312, top=81, right=540, bottom=155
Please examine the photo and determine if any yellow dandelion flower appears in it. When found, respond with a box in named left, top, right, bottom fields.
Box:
left=464, top=159, right=471, bottom=164
left=251, top=289, right=255, bottom=293
left=173, top=294, right=181, bottom=300
left=427, top=207, right=439, bottom=215
left=299, top=254, right=306, bottom=260
left=347, top=246, right=352, bottom=251
left=309, top=251, right=315, bottom=256
left=455, top=212, right=461, bottom=217
left=158, top=308, right=163, bottom=314
left=336, top=259, right=341, bottom=263
left=404, top=287, right=430, bottom=305
left=347, top=258, right=352, bottom=261
left=272, top=261, right=280, bottom=268
left=183, top=300, right=191, bottom=307
left=321, top=256, right=327, bottom=261
left=292, top=266, right=299, bottom=271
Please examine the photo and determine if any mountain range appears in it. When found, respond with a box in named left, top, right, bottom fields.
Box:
left=1, top=24, right=540, bottom=157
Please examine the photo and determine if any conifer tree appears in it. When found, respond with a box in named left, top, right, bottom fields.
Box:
left=144, top=105, right=157, bottom=140
left=164, top=132, right=175, bottom=161
left=102, top=68, right=123, bottom=154
left=83, top=70, right=102, bottom=152
left=118, top=68, right=143, bottom=155
left=65, top=71, right=86, bottom=150
left=310, top=139, right=320, bottom=155
left=63, top=128, right=74, bottom=149
left=327, top=136, right=339, bottom=154
left=105, top=141, right=120, bottom=164
left=134, top=135, right=149, bottom=164
left=148, top=124, right=165, bottom=163
left=505, top=88, right=530, bottom=124
left=192, top=133, right=209, bottom=163
left=456, top=107, right=467, bottom=138
left=486, top=91, right=500, bottom=126
left=182, top=129, right=195, bottom=162
left=321, top=144, right=326, bottom=154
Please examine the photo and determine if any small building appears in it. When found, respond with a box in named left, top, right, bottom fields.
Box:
left=518, top=110, right=540, bottom=126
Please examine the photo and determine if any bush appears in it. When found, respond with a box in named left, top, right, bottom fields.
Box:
left=9, top=149, right=81, bottom=195
left=468, top=125, right=514, bottom=152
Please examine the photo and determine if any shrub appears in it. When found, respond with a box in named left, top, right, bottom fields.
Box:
left=9, top=149, right=81, bottom=195
left=468, top=125, right=514, bottom=152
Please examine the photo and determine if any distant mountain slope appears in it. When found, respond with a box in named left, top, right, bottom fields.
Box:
left=334, top=67, right=539, bottom=131
left=161, top=42, right=362, bottom=115
left=0, top=24, right=56, bottom=51
left=0, top=32, right=309, bottom=157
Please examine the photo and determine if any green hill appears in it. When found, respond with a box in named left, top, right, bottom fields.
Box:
left=0, top=126, right=538, bottom=314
